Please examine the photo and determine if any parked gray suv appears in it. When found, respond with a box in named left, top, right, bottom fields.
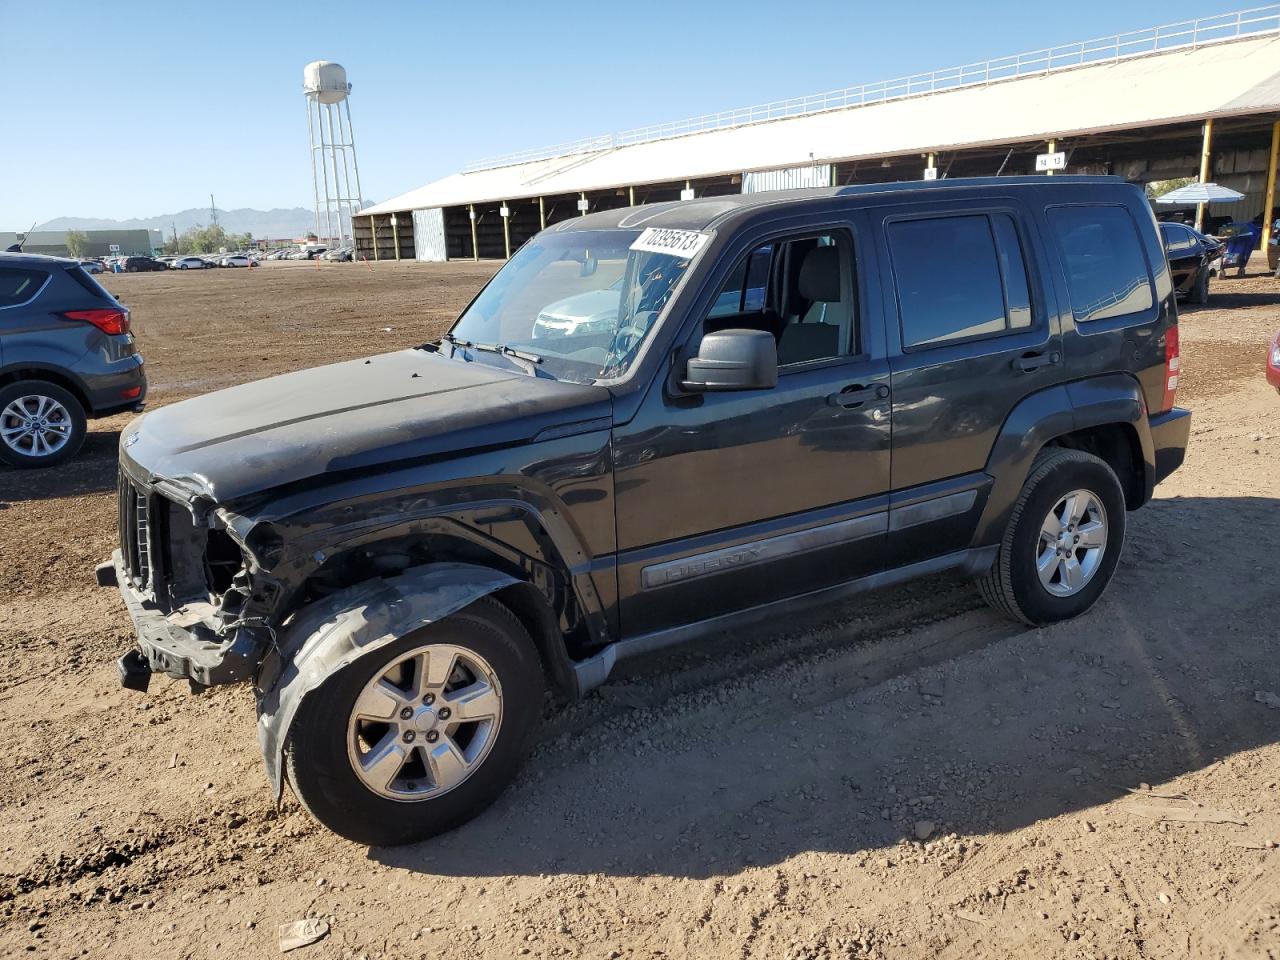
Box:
left=0, top=253, right=147, bottom=467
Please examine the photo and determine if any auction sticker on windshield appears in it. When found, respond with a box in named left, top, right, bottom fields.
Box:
left=630, top=228, right=710, bottom=259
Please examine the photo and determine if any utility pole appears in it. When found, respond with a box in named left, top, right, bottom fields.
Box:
left=209, top=194, right=219, bottom=228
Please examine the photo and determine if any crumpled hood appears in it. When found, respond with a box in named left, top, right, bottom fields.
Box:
left=121, top=349, right=611, bottom=503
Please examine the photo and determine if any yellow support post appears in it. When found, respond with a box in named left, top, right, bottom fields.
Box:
left=1262, top=120, right=1279, bottom=252
left=469, top=203, right=479, bottom=261
left=538, top=196, right=546, bottom=230
left=370, top=215, right=378, bottom=261
left=629, top=185, right=636, bottom=206
left=391, top=214, right=400, bottom=262
left=579, top=191, right=587, bottom=217
left=501, top=203, right=511, bottom=260
left=1196, top=119, right=1214, bottom=233
left=1046, top=139, right=1056, bottom=177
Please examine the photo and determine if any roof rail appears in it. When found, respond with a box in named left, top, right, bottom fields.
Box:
left=463, top=4, right=1280, bottom=173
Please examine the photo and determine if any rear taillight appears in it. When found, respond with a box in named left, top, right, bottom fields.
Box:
left=1160, top=323, right=1180, bottom=413
left=64, top=308, right=130, bottom=336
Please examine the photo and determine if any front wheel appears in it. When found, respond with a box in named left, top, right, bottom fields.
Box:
left=977, top=448, right=1126, bottom=626
left=284, top=597, right=544, bottom=845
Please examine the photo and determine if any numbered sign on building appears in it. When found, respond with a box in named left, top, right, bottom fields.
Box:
left=1035, top=152, right=1066, bottom=172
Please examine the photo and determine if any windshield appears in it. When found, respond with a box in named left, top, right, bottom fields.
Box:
left=447, top=227, right=706, bottom=383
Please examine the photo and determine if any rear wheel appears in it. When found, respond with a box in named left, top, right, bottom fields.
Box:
left=284, top=597, right=543, bottom=846
left=978, top=448, right=1125, bottom=625
left=0, top=380, right=87, bottom=468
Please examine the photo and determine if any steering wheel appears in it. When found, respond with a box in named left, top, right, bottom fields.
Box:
left=611, top=323, right=649, bottom=355
left=602, top=311, right=658, bottom=372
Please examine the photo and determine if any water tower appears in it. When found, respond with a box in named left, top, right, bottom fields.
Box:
left=303, top=61, right=363, bottom=247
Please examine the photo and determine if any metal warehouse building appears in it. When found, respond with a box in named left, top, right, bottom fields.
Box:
left=356, top=7, right=1280, bottom=263
left=0, top=228, right=162, bottom=258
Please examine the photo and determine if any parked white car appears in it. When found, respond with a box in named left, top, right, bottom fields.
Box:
left=219, top=255, right=254, bottom=268
left=172, top=256, right=212, bottom=270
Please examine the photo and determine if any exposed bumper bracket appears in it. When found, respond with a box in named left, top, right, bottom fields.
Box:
left=117, top=649, right=152, bottom=692
left=108, top=549, right=267, bottom=687
left=95, top=560, right=118, bottom=588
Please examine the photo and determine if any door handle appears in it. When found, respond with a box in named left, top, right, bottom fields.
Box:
left=827, top=382, right=890, bottom=408
left=1013, top=350, right=1061, bottom=373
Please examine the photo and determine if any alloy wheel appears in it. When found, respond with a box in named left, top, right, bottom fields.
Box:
left=0, top=394, right=74, bottom=459
left=1036, top=488, right=1108, bottom=597
left=346, top=643, right=503, bottom=801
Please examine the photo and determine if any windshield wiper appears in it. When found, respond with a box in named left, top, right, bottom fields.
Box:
left=468, top=341, right=549, bottom=378
left=438, top=331, right=473, bottom=357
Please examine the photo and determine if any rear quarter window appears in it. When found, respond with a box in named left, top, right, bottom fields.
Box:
left=1048, top=205, right=1154, bottom=323
left=66, top=264, right=115, bottom=300
left=886, top=212, right=1034, bottom=349
left=0, top=267, right=49, bottom=307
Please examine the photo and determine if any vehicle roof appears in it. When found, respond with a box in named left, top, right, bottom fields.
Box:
left=0, top=250, right=78, bottom=268
left=552, top=175, right=1131, bottom=234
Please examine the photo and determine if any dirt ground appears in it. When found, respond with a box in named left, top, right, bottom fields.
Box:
left=1, top=259, right=1279, bottom=960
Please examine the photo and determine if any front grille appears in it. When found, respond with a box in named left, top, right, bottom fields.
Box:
left=118, top=470, right=156, bottom=593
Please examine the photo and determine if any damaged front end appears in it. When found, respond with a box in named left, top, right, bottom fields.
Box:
left=101, top=463, right=282, bottom=692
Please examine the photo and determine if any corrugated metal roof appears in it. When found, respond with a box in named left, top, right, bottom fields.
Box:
left=545, top=176, right=1130, bottom=234
left=361, top=34, right=1280, bottom=216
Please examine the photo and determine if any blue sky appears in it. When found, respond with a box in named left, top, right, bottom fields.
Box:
left=0, top=0, right=1239, bottom=226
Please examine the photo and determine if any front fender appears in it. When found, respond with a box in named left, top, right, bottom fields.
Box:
left=254, top=562, right=517, bottom=799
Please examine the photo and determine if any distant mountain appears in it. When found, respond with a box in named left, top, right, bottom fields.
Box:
left=35, top=207, right=320, bottom=239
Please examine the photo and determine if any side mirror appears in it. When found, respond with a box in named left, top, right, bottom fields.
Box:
left=681, top=329, right=778, bottom=392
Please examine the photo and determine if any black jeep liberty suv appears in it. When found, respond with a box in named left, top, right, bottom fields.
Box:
left=101, top=177, right=1190, bottom=845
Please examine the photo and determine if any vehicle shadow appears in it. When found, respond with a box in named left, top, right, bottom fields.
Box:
left=371, top=494, right=1280, bottom=880
left=0, top=429, right=120, bottom=503
left=1185, top=290, right=1280, bottom=310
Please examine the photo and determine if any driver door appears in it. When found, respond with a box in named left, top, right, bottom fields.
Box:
left=611, top=217, right=893, bottom=639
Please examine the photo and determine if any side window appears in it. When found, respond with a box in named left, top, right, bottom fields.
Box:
left=887, top=213, right=1033, bottom=349
left=0, top=267, right=47, bottom=307
left=1161, top=224, right=1190, bottom=253
left=707, top=243, right=773, bottom=318
left=703, top=232, right=857, bottom=367
left=706, top=256, right=749, bottom=319
left=992, top=215, right=1032, bottom=330
left=1048, top=205, right=1154, bottom=323
left=742, top=244, right=771, bottom=312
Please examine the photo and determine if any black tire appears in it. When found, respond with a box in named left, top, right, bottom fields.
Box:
left=1190, top=267, right=1210, bottom=305
left=0, top=380, right=87, bottom=469
left=977, top=448, right=1126, bottom=626
left=284, top=596, right=544, bottom=846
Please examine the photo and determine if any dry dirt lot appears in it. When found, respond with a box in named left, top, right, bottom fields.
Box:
left=1, top=259, right=1279, bottom=960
